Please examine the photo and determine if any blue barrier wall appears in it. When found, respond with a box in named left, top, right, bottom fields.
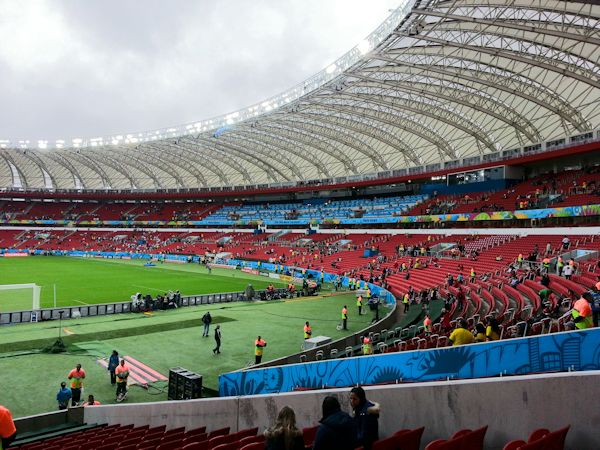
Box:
left=219, top=328, right=600, bottom=396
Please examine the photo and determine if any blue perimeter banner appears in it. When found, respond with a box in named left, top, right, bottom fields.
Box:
left=219, top=328, right=600, bottom=396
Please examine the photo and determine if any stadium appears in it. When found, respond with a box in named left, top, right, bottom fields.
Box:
left=0, top=0, right=599, bottom=449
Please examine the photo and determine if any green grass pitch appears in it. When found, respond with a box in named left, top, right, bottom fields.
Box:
left=0, top=256, right=286, bottom=311
left=0, top=256, right=394, bottom=419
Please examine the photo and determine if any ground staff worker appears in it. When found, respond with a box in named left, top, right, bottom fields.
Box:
left=0, top=404, right=16, bottom=450
left=304, top=322, right=312, bottom=340
left=255, top=336, right=267, bottom=364
left=357, top=296, right=363, bottom=315
left=115, top=359, right=130, bottom=401
left=342, top=305, right=348, bottom=330
left=67, top=364, right=86, bottom=406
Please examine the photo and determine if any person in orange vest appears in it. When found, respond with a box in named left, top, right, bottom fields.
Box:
left=115, top=359, right=130, bottom=402
left=423, top=314, right=432, bottom=335
left=82, top=395, right=101, bottom=406
left=304, top=321, right=312, bottom=340
left=542, top=257, right=550, bottom=273
left=341, top=305, right=348, bottom=330
left=362, top=336, right=373, bottom=355
left=255, top=336, right=267, bottom=364
left=572, top=293, right=594, bottom=330
left=357, top=295, right=363, bottom=316
left=67, top=363, right=86, bottom=406
left=0, top=403, right=16, bottom=450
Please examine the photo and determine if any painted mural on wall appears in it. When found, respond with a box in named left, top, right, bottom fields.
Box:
left=3, top=204, right=600, bottom=226
left=219, top=328, right=600, bottom=396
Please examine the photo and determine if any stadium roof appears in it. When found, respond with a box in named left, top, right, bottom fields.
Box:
left=1, top=0, right=600, bottom=190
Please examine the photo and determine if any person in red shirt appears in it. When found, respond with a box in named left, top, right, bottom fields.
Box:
left=0, top=404, right=16, bottom=450
left=67, top=364, right=86, bottom=406
left=82, top=395, right=101, bottom=406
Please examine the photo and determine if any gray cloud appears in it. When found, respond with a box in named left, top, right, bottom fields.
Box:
left=0, top=0, right=399, bottom=142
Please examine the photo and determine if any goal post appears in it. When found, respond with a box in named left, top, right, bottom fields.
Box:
left=0, top=283, right=41, bottom=312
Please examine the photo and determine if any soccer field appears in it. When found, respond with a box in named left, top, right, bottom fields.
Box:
left=0, top=292, right=392, bottom=418
left=0, top=256, right=286, bottom=311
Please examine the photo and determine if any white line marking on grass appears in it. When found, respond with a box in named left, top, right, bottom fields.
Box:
left=72, top=299, right=90, bottom=305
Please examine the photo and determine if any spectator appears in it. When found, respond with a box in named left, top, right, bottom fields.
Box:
left=562, top=236, right=570, bottom=250
left=202, top=311, right=212, bottom=337
left=245, top=284, right=256, bottom=301
left=82, top=395, right=101, bottom=406
left=264, top=406, right=304, bottom=450
left=486, top=318, right=501, bottom=341
left=0, top=403, right=16, bottom=450
left=474, top=323, right=486, bottom=342
left=350, top=386, right=379, bottom=450
left=108, top=350, right=119, bottom=385
left=67, top=364, right=86, bottom=406
left=449, top=318, right=474, bottom=346
left=562, top=264, right=573, bottom=280
left=313, top=396, right=356, bottom=450
left=545, top=242, right=552, bottom=255
left=56, top=381, right=72, bottom=410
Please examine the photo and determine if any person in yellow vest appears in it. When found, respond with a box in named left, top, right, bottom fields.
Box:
left=470, top=268, right=476, bottom=283
left=403, top=293, right=410, bottom=313
left=542, top=257, right=550, bottom=273
left=67, top=363, right=86, bottom=406
left=557, top=256, right=564, bottom=276
left=423, top=314, right=432, bottom=335
left=255, top=336, right=267, bottom=364
left=401, top=262, right=407, bottom=271
left=362, top=336, right=373, bottom=355
left=357, top=295, right=363, bottom=315
left=115, top=359, right=129, bottom=402
left=517, top=253, right=523, bottom=268
left=572, top=294, right=593, bottom=330
left=304, top=321, right=312, bottom=340
left=342, top=306, right=348, bottom=330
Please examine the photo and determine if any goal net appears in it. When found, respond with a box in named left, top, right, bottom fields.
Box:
left=0, top=284, right=41, bottom=312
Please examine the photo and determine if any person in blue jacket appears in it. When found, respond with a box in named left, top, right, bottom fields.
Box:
left=56, top=382, right=72, bottom=410
left=350, top=386, right=380, bottom=450
left=108, top=350, right=119, bottom=385
left=312, top=396, right=356, bottom=450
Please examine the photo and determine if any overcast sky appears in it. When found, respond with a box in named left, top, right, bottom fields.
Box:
left=0, top=0, right=399, bottom=142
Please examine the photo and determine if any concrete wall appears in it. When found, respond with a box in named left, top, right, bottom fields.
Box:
left=84, top=371, right=600, bottom=449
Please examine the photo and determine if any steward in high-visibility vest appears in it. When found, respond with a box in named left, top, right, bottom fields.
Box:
left=357, top=296, right=363, bottom=315
left=403, top=293, right=410, bottom=313
left=255, top=336, right=267, bottom=364
left=542, top=257, right=550, bottom=271
left=557, top=257, right=564, bottom=275
left=341, top=306, right=348, bottom=330
left=304, top=322, right=312, bottom=339
left=366, top=288, right=372, bottom=300
left=423, top=315, right=432, bottom=335
left=517, top=254, right=523, bottom=265
left=572, top=295, right=593, bottom=330
left=362, top=337, right=373, bottom=355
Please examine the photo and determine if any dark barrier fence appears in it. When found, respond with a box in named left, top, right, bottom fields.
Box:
left=0, top=289, right=287, bottom=326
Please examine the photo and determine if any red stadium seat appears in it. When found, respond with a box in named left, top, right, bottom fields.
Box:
left=393, top=427, right=425, bottom=450
left=207, top=427, right=230, bottom=439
